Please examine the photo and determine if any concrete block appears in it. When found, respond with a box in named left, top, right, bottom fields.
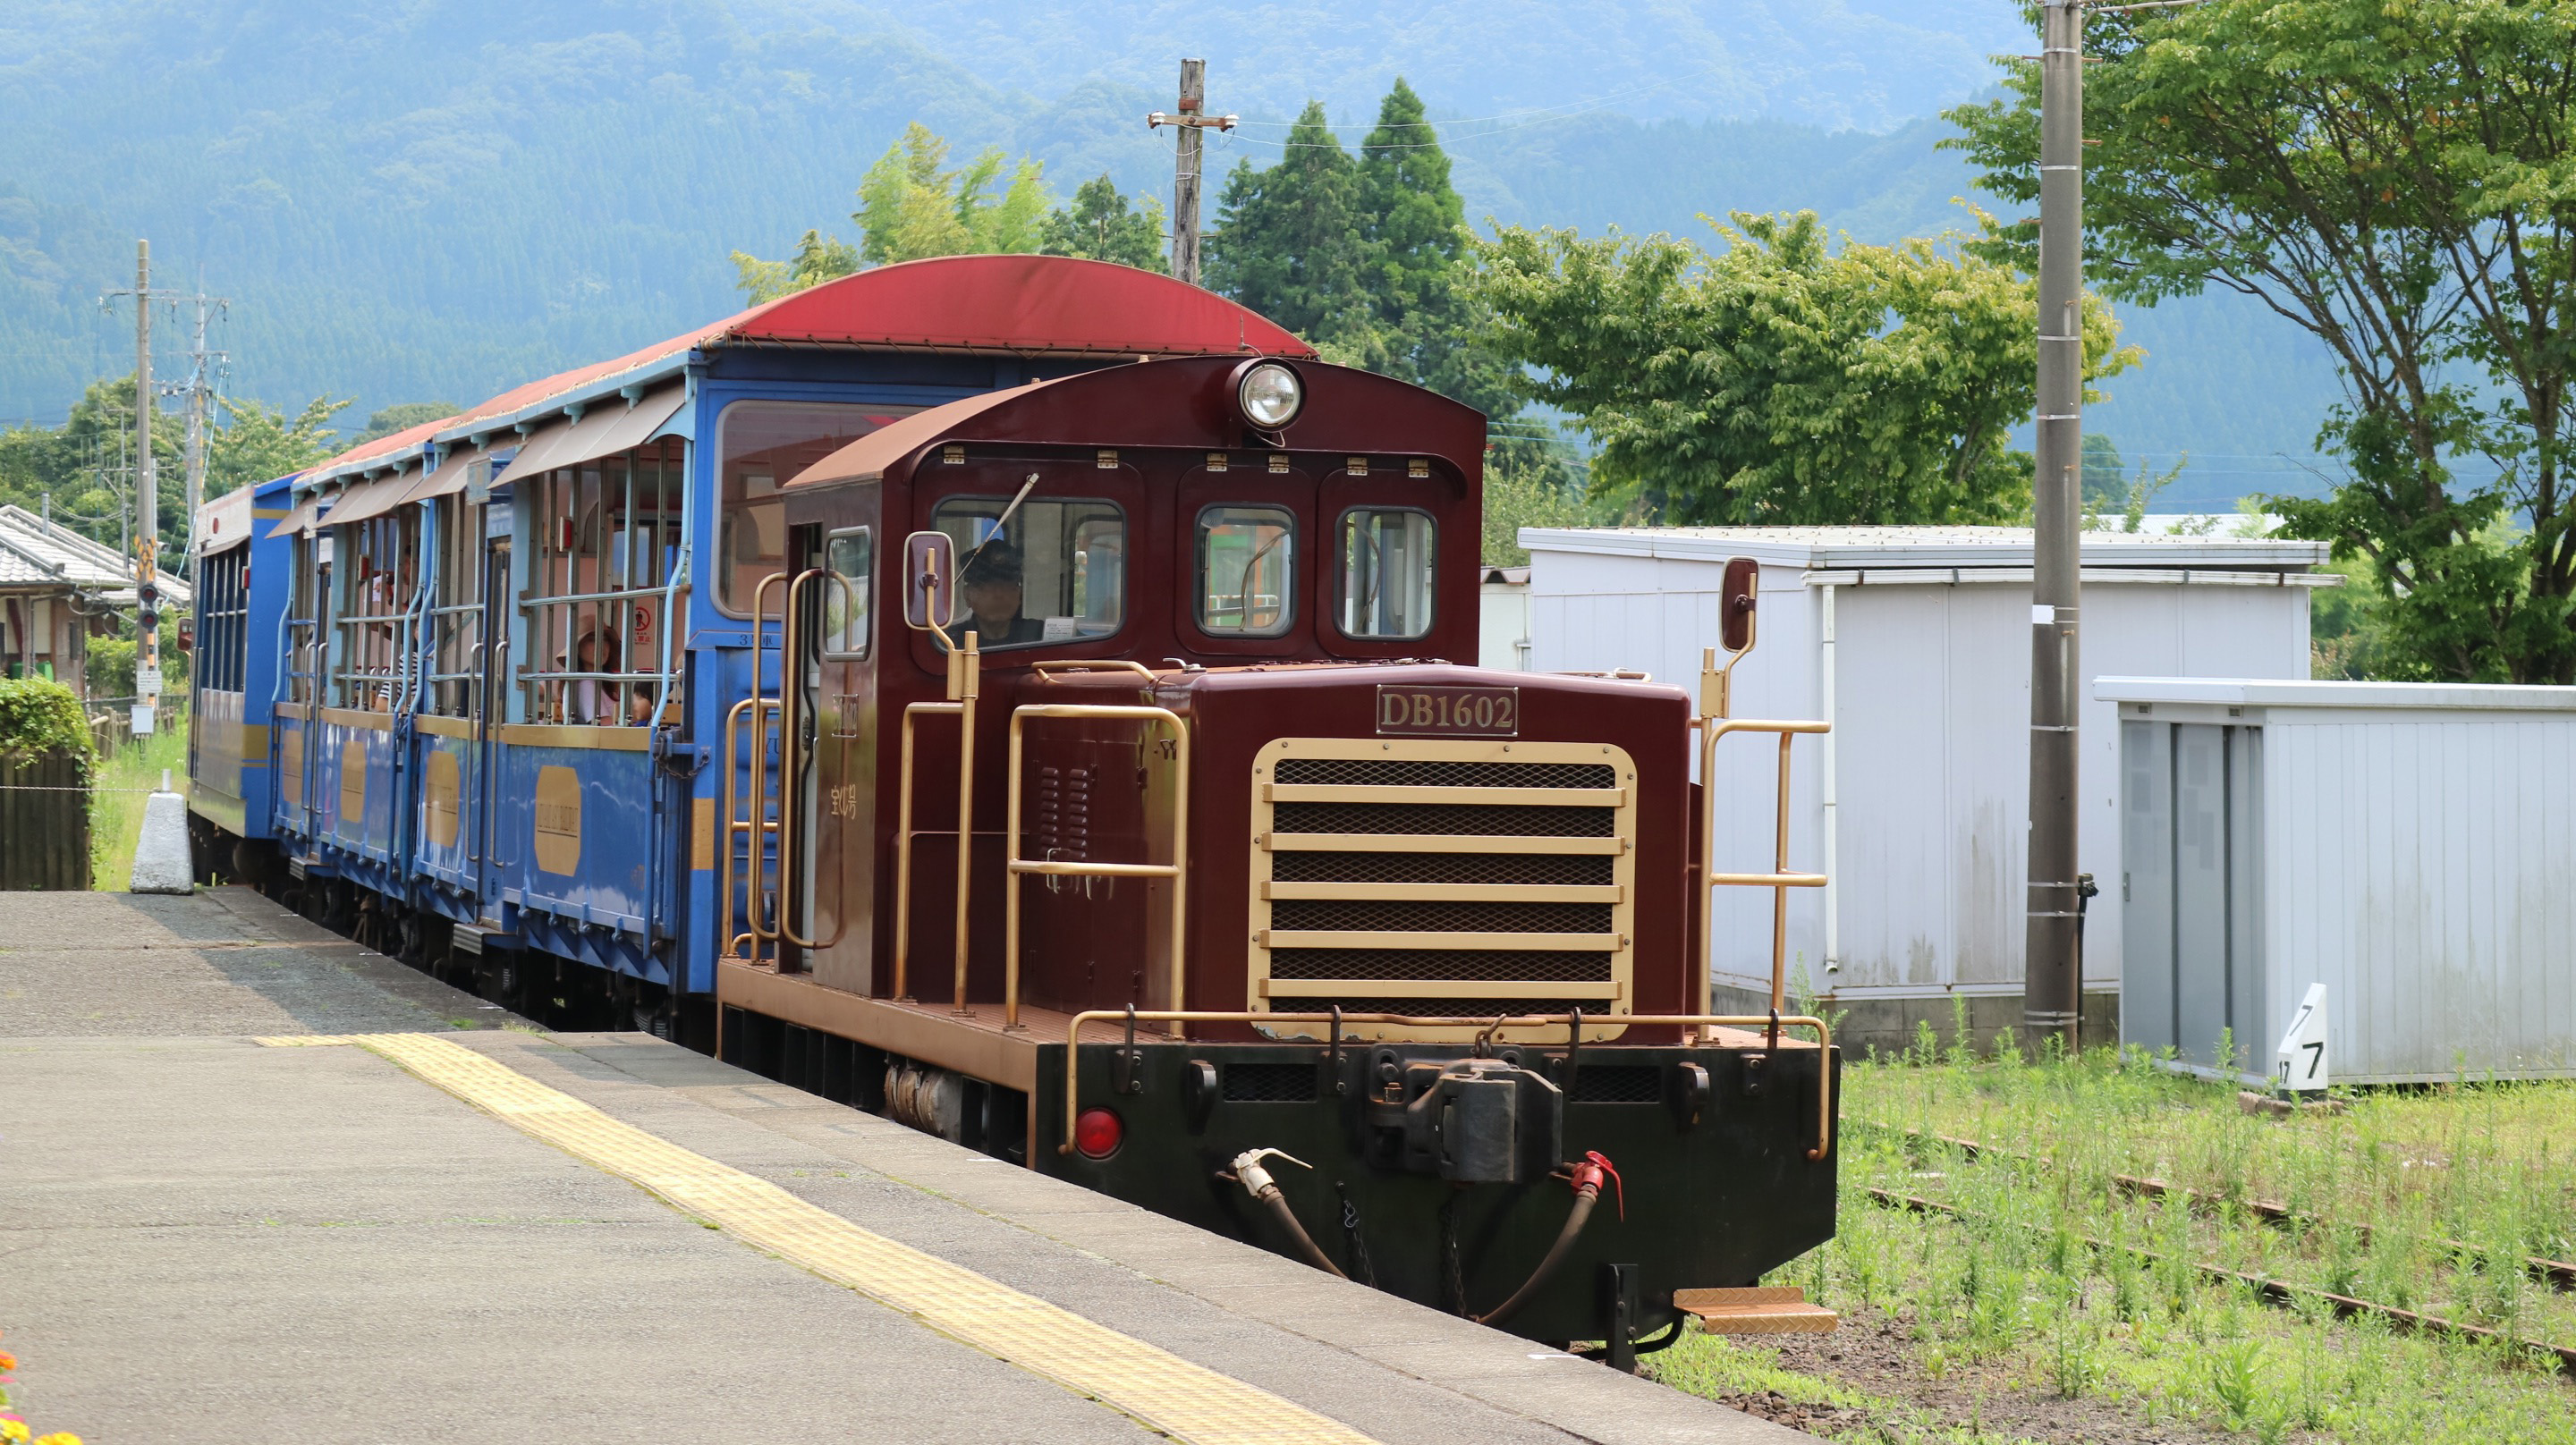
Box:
left=129, top=790, right=193, bottom=895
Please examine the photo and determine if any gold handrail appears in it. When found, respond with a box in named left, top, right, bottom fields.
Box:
left=1699, top=718, right=1831, bottom=1017
left=1004, top=705, right=1191, bottom=1035
left=891, top=699, right=962, bottom=1001
left=1030, top=659, right=1158, bottom=680
left=775, top=568, right=847, bottom=952
left=1058, top=1010, right=1835, bottom=1164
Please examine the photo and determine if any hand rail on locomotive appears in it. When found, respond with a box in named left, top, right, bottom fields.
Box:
left=1002, top=705, right=1191, bottom=1035
left=1699, top=718, right=1830, bottom=1017
left=776, top=567, right=855, bottom=952
left=1058, top=1010, right=1836, bottom=1166
left=721, top=570, right=792, bottom=964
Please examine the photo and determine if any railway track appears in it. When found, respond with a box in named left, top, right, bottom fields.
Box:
left=1854, top=1120, right=2576, bottom=1293
left=1861, top=1187, right=2576, bottom=1377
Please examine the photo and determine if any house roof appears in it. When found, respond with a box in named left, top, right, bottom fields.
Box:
left=0, top=505, right=192, bottom=606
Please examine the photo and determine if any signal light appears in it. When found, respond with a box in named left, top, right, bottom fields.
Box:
left=1073, top=1106, right=1124, bottom=1160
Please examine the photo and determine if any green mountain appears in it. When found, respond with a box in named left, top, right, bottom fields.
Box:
left=0, top=0, right=2343, bottom=505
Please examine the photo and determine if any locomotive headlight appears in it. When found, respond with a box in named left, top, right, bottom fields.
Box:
left=1235, top=359, right=1304, bottom=430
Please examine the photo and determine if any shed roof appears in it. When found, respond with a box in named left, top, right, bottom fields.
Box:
left=2096, top=677, right=2576, bottom=713
left=0, top=505, right=191, bottom=605
left=301, top=256, right=1316, bottom=488
left=1519, top=524, right=2333, bottom=570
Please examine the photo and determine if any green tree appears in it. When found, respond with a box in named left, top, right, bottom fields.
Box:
left=2080, top=434, right=2125, bottom=510
left=1947, top=0, right=2576, bottom=682
left=732, top=230, right=862, bottom=305
left=207, top=395, right=349, bottom=499
left=1470, top=211, right=2134, bottom=524
left=1205, top=102, right=1371, bottom=352
left=0, top=375, right=184, bottom=546
left=1039, top=174, right=1168, bottom=271
left=731, top=123, right=1054, bottom=300
left=352, top=401, right=455, bottom=445
left=1354, top=79, right=1517, bottom=416
left=856, top=122, right=1049, bottom=266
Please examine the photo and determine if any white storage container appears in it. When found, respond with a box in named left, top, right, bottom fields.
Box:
left=1520, top=526, right=2334, bottom=1052
left=2103, top=677, right=2576, bottom=1082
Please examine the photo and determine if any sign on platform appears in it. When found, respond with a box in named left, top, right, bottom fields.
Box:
left=2274, top=983, right=2328, bottom=1094
left=135, top=664, right=163, bottom=694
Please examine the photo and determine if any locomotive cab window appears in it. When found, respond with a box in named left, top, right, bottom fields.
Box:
left=1195, top=505, right=1294, bottom=637
left=822, top=527, right=872, bottom=658
left=1335, top=507, right=1436, bottom=640
left=716, top=401, right=919, bottom=616
left=928, top=495, right=1124, bottom=651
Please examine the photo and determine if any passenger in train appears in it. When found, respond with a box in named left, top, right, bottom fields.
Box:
left=957, top=541, right=1046, bottom=647
left=565, top=630, right=651, bottom=724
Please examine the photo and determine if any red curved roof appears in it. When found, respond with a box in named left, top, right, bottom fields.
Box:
left=311, top=257, right=1314, bottom=479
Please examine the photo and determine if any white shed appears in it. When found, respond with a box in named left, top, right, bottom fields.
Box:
left=1479, top=565, right=1531, bottom=670
left=2102, top=677, right=2576, bottom=1083
left=1519, top=526, right=2335, bottom=1053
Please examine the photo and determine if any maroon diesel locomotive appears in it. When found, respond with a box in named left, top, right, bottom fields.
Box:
left=717, top=351, right=1837, bottom=1356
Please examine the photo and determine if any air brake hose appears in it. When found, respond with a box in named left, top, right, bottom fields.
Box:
left=1224, top=1147, right=1349, bottom=1280
left=1472, top=1151, right=1623, bottom=1328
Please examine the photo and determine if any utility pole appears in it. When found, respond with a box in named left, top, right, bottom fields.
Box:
left=1148, top=60, right=1236, bottom=286
left=103, top=241, right=169, bottom=732
left=2023, top=0, right=2085, bottom=1052
left=171, top=283, right=228, bottom=560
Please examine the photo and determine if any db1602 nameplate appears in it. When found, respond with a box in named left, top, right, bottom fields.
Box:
left=1377, top=685, right=1519, bottom=737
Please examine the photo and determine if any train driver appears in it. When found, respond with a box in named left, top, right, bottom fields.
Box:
left=955, top=540, right=1046, bottom=647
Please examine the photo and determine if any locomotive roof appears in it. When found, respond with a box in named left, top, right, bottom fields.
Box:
left=301, top=256, right=1316, bottom=488
left=784, top=355, right=1487, bottom=491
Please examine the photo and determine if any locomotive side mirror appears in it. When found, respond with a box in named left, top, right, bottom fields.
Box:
left=1720, top=556, right=1759, bottom=656
left=902, top=530, right=956, bottom=633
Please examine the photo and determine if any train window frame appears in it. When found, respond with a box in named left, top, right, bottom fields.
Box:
left=519, top=441, right=687, bottom=727
left=714, top=400, right=921, bottom=620
left=924, top=493, right=1128, bottom=655
left=821, top=526, right=873, bottom=660
left=1192, top=503, right=1296, bottom=638
left=1332, top=505, right=1438, bottom=642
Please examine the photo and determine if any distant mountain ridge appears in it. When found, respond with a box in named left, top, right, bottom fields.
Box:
left=0, top=0, right=2341, bottom=505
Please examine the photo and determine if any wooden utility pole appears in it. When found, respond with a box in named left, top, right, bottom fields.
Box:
left=2022, top=0, right=2085, bottom=1052
left=1148, top=59, right=1235, bottom=286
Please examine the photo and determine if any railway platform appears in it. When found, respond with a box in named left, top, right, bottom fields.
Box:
left=0, top=889, right=1811, bottom=1444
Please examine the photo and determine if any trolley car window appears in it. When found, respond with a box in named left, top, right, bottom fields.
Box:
left=928, top=495, right=1124, bottom=651
left=521, top=441, right=685, bottom=725
left=716, top=401, right=919, bottom=617
left=1335, top=508, right=1436, bottom=640
left=1194, top=504, right=1294, bottom=637
left=822, top=528, right=872, bottom=658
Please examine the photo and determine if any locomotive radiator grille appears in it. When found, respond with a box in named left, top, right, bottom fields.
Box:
left=1248, top=738, right=1638, bottom=1042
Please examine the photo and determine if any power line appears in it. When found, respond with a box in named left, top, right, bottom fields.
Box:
left=1224, top=60, right=1741, bottom=132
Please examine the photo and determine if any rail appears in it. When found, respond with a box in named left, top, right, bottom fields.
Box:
left=891, top=630, right=984, bottom=1009
left=1003, top=705, right=1191, bottom=1033
left=1699, top=718, right=1830, bottom=1016
left=719, top=695, right=782, bottom=961
left=1058, top=1011, right=1835, bottom=1165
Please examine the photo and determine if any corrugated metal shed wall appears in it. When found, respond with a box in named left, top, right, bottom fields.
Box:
left=2268, top=711, right=2576, bottom=1080
left=1526, top=533, right=2319, bottom=1009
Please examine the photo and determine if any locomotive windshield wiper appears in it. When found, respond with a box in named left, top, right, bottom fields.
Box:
left=958, top=472, right=1041, bottom=573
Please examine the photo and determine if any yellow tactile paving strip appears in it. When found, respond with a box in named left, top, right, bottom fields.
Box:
left=259, top=1033, right=1381, bottom=1445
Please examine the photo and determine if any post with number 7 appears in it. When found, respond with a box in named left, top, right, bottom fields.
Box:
left=2273, top=984, right=2329, bottom=1096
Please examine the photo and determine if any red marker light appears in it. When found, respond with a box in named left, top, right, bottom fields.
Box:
left=1073, top=1107, right=1124, bottom=1160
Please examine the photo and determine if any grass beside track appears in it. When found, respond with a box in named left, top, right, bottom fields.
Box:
left=90, top=719, right=187, bottom=890
left=1650, top=1013, right=2576, bottom=1445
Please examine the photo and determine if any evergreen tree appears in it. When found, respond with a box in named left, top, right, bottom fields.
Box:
left=1040, top=175, right=1169, bottom=272
left=1358, top=78, right=1517, bottom=418
left=731, top=230, right=861, bottom=304
left=353, top=401, right=456, bottom=445
left=1204, top=102, right=1371, bottom=351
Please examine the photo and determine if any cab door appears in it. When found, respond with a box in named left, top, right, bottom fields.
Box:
left=787, top=484, right=882, bottom=996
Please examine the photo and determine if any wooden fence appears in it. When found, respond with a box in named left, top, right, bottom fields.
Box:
left=0, top=749, right=91, bottom=890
